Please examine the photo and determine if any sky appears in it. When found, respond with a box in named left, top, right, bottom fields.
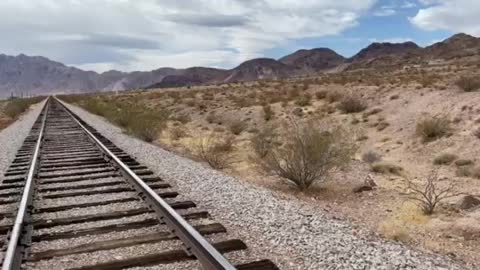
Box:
left=0, top=0, right=479, bottom=73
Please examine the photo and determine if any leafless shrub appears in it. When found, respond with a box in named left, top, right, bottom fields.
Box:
left=406, top=171, right=463, bottom=215
left=416, top=115, right=451, bottom=142
left=456, top=76, right=480, bottom=92
left=338, top=96, right=367, bottom=113
left=260, top=119, right=356, bottom=190
left=194, top=135, right=235, bottom=169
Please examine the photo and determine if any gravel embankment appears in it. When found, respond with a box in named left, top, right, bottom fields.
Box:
left=65, top=102, right=474, bottom=270
left=0, top=100, right=46, bottom=183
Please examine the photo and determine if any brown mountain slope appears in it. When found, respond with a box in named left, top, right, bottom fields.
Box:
left=279, top=48, right=345, bottom=72
left=424, top=33, right=480, bottom=60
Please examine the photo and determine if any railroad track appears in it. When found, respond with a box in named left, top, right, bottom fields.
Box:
left=0, top=98, right=278, bottom=270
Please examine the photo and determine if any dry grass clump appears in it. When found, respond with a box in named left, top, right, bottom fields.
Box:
left=338, top=96, right=367, bottom=113
left=456, top=76, right=480, bottom=92
left=258, top=120, right=356, bottom=190
left=416, top=115, right=451, bottom=142
left=371, top=162, right=404, bottom=175
left=362, top=150, right=382, bottom=164
left=228, top=120, right=247, bottom=135
left=433, top=153, right=458, bottom=165
left=194, top=135, right=235, bottom=169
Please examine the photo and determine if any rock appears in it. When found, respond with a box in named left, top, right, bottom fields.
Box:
left=456, top=195, right=480, bottom=210
left=353, top=185, right=373, bottom=193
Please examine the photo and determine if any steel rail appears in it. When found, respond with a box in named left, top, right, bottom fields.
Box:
left=2, top=99, right=49, bottom=270
left=55, top=97, right=236, bottom=270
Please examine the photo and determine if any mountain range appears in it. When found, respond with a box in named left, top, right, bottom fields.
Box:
left=1, top=33, right=479, bottom=97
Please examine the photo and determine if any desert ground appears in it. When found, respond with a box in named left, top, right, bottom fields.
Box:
left=60, top=64, right=480, bottom=266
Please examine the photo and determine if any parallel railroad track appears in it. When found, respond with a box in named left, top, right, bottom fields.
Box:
left=0, top=98, right=278, bottom=270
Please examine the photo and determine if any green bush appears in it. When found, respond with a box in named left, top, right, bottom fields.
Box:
left=260, top=120, right=356, bottom=190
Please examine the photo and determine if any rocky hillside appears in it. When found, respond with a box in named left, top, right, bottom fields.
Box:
left=280, top=48, right=345, bottom=72
left=1, top=33, right=479, bottom=96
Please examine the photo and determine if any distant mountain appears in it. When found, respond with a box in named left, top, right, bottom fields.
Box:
left=424, top=33, right=480, bottom=60
left=223, top=58, right=297, bottom=83
left=1, top=33, right=479, bottom=96
left=279, top=48, right=345, bottom=72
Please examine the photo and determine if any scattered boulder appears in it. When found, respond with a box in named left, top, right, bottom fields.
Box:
left=456, top=195, right=480, bottom=210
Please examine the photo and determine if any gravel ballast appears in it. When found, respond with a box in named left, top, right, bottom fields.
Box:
left=65, top=102, right=474, bottom=270
left=0, top=100, right=46, bottom=184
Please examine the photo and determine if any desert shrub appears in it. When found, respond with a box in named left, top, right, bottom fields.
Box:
left=338, top=96, right=367, bottom=113
left=170, top=126, right=188, bottom=141
left=371, top=162, right=403, bottom=175
left=263, top=104, right=274, bottom=121
left=407, top=172, right=463, bottom=215
left=456, top=76, right=480, bottom=92
left=126, top=110, right=169, bottom=142
left=251, top=126, right=278, bottom=159
left=362, top=150, right=382, bottom=164
left=433, top=153, right=458, bottom=165
left=195, top=135, right=235, bottom=169
left=326, top=91, right=343, bottom=103
left=4, top=97, right=44, bottom=118
left=260, top=120, right=356, bottom=190
left=455, top=159, right=474, bottom=167
left=416, top=115, right=451, bottom=142
left=315, top=90, right=327, bottom=100
left=294, top=95, right=312, bottom=107
left=228, top=120, right=247, bottom=135
left=83, top=98, right=110, bottom=116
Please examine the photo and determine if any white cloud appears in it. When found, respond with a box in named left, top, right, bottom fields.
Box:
left=401, top=1, right=416, bottom=8
left=0, top=0, right=378, bottom=72
left=410, top=0, right=480, bottom=35
left=373, top=8, right=396, bottom=17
